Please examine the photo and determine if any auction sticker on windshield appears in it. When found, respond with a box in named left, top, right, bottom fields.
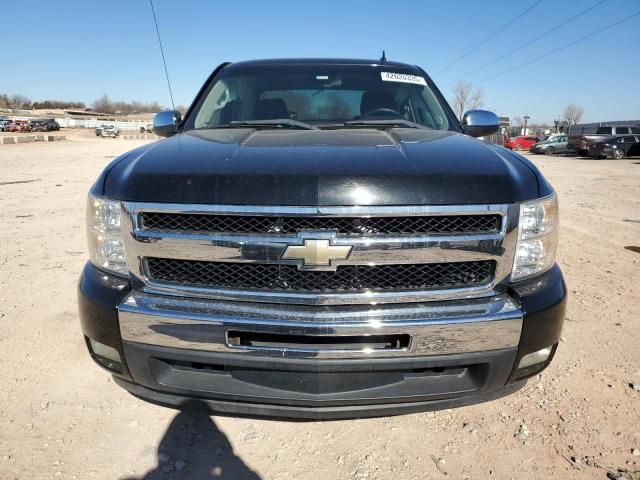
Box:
left=381, top=72, right=427, bottom=86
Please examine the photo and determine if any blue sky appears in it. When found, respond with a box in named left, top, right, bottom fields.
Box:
left=2, top=0, right=639, bottom=124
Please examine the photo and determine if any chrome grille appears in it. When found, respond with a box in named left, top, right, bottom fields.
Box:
left=140, top=212, right=501, bottom=235
left=146, top=258, right=496, bottom=292
left=122, top=203, right=518, bottom=305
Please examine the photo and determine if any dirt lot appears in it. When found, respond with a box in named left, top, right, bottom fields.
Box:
left=1, top=136, right=639, bottom=480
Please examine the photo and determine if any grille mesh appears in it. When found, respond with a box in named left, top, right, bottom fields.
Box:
left=140, top=212, right=501, bottom=236
left=146, top=258, right=495, bottom=292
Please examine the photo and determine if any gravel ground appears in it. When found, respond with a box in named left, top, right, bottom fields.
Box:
left=0, top=137, right=639, bottom=480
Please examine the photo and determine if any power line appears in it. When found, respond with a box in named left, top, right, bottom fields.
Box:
left=451, top=0, right=606, bottom=84
left=149, top=0, right=175, bottom=111
left=435, top=0, right=543, bottom=75
left=476, top=9, right=640, bottom=85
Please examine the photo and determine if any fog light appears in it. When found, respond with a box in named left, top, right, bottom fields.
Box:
left=518, top=347, right=552, bottom=369
left=89, top=338, right=123, bottom=373
left=512, top=346, right=554, bottom=381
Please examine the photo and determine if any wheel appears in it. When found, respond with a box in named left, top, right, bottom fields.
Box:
left=514, top=144, right=523, bottom=151
left=140, top=127, right=145, bottom=133
left=544, top=147, right=554, bottom=156
left=613, top=149, right=625, bottom=159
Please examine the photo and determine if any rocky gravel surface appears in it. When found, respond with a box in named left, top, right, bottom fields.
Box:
left=0, top=137, right=639, bottom=479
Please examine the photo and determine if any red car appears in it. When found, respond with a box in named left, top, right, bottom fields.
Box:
left=8, top=120, right=31, bottom=132
left=504, top=136, right=539, bottom=151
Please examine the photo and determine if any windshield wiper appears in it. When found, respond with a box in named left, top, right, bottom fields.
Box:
left=208, top=119, right=318, bottom=130
left=343, top=119, right=430, bottom=129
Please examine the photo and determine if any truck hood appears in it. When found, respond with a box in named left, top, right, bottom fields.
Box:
left=102, top=128, right=541, bottom=205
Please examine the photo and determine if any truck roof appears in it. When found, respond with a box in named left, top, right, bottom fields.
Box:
left=227, top=58, right=419, bottom=69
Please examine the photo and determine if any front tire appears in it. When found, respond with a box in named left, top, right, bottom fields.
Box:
left=613, top=149, right=625, bottom=159
left=515, top=144, right=523, bottom=151
left=544, top=147, right=554, bottom=156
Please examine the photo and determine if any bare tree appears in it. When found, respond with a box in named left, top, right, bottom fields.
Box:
left=175, top=105, right=188, bottom=115
left=451, top=80, right=484, bottom=119
left=31, top=99, right=86, bottom=110
left=0, top=94, right=31, bottom=109
left=510, top=116, right=523, bottom=136
left=563, top=104, right=584, bottom=127
left=91, top=96, right=162, bottom=115
left=93, top=94, right=114, bottom=114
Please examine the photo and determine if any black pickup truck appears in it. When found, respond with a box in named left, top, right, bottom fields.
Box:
left=79, top=58, right=566, bottom=419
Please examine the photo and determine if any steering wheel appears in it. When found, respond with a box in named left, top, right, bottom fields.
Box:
left=360, top=107, right=403, bottom=119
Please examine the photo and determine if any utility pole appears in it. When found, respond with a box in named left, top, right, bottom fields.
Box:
left=523, top=115, right=530, bottom=135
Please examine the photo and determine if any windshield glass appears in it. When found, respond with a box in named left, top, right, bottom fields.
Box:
left=190, top=64, right=455, bottom=130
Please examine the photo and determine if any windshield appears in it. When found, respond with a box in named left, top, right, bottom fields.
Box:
left=189, top=64, right=456, bottom=131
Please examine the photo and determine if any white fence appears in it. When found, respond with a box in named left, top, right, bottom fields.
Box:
left=55, top=118, right=151, bottom=131
left=2, top=116, right=152, bottom=131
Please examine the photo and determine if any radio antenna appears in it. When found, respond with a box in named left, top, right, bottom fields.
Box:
left=149, top=0, right=175, bottom=111
left=380, top=50, right=387, bottom=64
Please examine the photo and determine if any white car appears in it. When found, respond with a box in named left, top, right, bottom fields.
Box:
left=100, top=126, right=120, bottom=138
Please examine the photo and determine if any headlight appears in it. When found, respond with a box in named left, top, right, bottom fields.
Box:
left=511, top=194, right=559, bottom=281
left=86, top=194, right=127, bottom=276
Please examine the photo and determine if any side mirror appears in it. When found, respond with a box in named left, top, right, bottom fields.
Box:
left=153, top=110, right=182, bottom=137
left=461, top=110, right=500, bottom=138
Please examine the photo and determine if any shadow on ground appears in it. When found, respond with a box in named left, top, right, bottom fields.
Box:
left=122, top=401, right=261, bottom=479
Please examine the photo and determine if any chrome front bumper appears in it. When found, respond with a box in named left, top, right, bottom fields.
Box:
left=119, top=291, right=523, bottom=359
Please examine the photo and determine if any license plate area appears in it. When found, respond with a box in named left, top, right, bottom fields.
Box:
left=226, top=331, right=411, bottom=353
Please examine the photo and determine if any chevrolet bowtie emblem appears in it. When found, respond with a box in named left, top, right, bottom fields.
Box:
left=281, top=239, right=353, bottom=270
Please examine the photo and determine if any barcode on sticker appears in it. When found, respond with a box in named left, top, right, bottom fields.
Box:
left=381, top=72, right=427, bottom=86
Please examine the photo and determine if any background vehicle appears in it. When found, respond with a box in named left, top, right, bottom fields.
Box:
left=568, top=125, right=640, bottom=155
left=96, top=124, right=120, bottom=137
left=27, top=119, right=59, bottom=132
left=504, top=135, right=539, bottom=151
left=531, top=135, right=568, bottom=155
left=100, top=125, right=119, bottom=138
left=42, top=118, right=60, bottom=131
left=139, top=124, right=153, bottom=133
left=8, top=120, right=31, bottom=132
left=589, top=135, right=640, bottom=159
left=0, top=119, right=12, bottom=131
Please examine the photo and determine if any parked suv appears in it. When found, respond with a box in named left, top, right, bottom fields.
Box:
left=504, top=135, right=539, bottom=151
left=79, top=58, right=566, bottom=419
